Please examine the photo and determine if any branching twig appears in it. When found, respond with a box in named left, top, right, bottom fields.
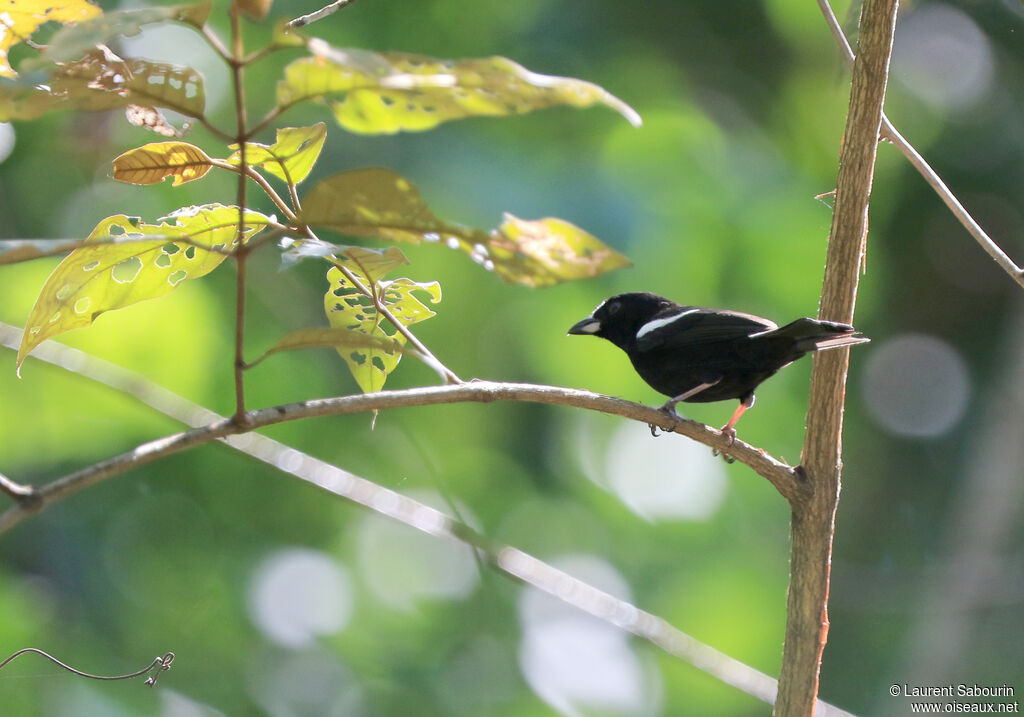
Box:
left=0, top=325, right=851, bottom=715
left=817, top=0, right=1024, bottom=290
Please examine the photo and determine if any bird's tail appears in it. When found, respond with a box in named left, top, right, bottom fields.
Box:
left=766, top=318, right=870, bottom=353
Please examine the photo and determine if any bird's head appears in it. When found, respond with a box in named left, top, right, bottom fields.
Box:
left=567, top=292, right=673, bottom=350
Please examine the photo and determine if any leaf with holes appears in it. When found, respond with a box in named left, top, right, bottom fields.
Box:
left=112, top=141, right=213, bottom=186
left=300, top=168, right=631, bottom=287
left=19, top=3, right=212, bottom=73
left=227, top=123, right=326, bottom=185
left=17, top=205, right=269, bottom=371
left=276, top=45, right=641, bottom=134
left=251, top=327, right=410, bottom=368
left=0, top=0, right=100, bottom=77
left=324, top=257, right=440, bottom=393
left=0, top=52, right=205, bottom=121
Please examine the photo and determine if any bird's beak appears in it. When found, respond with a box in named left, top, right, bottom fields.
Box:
left=568, top=316, right=601, bottom=335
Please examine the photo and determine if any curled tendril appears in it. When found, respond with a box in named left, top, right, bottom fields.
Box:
left=0, top=647, right=175, bottom=686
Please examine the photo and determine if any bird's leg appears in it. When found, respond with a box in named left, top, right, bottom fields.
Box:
left=651, top=381, right=720, bottom=437
left=713, top=395, right=755, bottom=462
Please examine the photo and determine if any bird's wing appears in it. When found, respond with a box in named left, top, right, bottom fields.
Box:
left=635, top=308, right=777, bottom=353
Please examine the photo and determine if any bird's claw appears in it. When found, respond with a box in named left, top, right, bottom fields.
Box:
left=712, top=427, right=738, bottom=463
left=649, top=404, right=682, bottom=437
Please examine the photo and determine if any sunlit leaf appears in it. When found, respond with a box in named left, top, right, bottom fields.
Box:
left=323, top=248, right=440, bottom=393
left=251, top=326, right=409, bottom=367
left=301, top=168, right=631, bottom=287
left=277, top=43, right=642, bottom=134
left=112, top=141, right=213, bottom=186
left=0, top=52, right=205, bottom=121
left=19, top=3, right=212, bottom=73
left=228, top=123, right=326, bottom=185
left=0, top=0, right=101, bottom=78
left=17, top=205, right=269, bottom=371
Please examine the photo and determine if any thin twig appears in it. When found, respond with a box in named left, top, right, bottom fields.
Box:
left=0, top=327, right=848, bottom=714
left=195, top=115, right=235, bottom=144
left=0, top=471, right=37, bottom=504
left=288, top=0, right=362, bottom=28
left=209, top=159, right=298, bottom=223
left=0, top=648, right=174, bottom=686
left=229, top=6, right=251, bottom=423
left=817, top=0, right=1024, bottom=290
left=200, top=25, right=231, bottom=63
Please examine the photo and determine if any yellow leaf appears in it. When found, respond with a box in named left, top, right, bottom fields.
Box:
left=112, top=141, right=213, bottom=186
left=323, top=251, right=440, bottom=393
left=0, top=0, right=101, bottom=77
left=227, top=123, right=326, bottom=185
left=277, top=46, right=642, bottom=134
left=17, top=206, right=269, bottom=371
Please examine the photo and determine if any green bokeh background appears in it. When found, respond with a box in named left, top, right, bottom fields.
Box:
left=1, top=0, right=1022, bottom=714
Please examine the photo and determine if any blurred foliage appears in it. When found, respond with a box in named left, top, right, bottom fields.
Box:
left=2, top=0, right=1024, bottom=715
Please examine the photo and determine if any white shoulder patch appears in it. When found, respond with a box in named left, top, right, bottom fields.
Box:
left=635, top=308, right=699, bottom=340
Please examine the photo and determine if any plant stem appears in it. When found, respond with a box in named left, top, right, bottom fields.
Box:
left=775, top=0, right=898, bottom=714
left=230, top=6, right=250, bottom=424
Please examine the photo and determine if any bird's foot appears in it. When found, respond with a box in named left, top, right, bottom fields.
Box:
left=712, top=426, right=737, bottom=463
left=650, top=403, right=682, bottom=437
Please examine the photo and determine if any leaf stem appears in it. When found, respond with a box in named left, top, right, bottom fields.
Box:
left=209, top=159, right=298, bottom=223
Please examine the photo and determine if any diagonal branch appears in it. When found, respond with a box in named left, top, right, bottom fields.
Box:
left=0, top=323, right=799, bottom=525
left=0, top=324, right=850, bottom=715
left=817, top=0, right=1024, bottom=290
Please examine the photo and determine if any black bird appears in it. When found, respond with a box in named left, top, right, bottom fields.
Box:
left=568, top=292, right=869, bottom=440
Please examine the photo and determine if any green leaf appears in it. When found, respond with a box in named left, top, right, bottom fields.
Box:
left=300, top=168, right=631, bottom=287
left=323, top=248, right=440, bottom=393
left=112, top=141, right=213, bottom=186
left=250, top=326, right=409, bottom=368
left=277, top=45, right=642, bottom=134
left=19, top=3, right=213, bottom=73
left=0, top=52, right=205, bottom=122
left=228, top=123, right=327, bottom=185
left=17, top=205, right=269, bottom=371
left=0, top=0, right=101, bottom=78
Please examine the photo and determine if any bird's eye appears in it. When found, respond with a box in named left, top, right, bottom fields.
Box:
left=606, top=301, right=621, bottom=315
